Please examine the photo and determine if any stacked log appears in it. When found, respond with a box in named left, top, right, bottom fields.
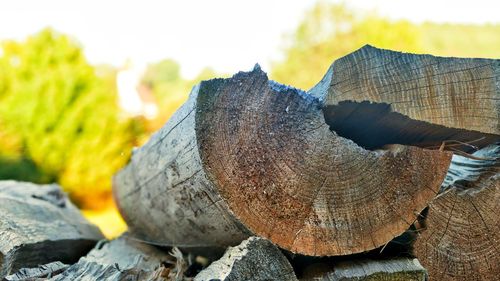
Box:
left=49, top=235, right=177, bottom=281
left=194, top=237, right=297, bottom=281
left=113, top=46, right=499, bottom=279
left=413, top=144, right=499, bottom=280
left=113, top=65, right=451, bottom=257
left=301, top=258, right=427, bottom=281
left=1, top=46, right=499, bottom=280
left=0, top=181, right=103, bottom=279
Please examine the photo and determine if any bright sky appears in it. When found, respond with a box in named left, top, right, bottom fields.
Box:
left=0, top=0, right=498, bottom=78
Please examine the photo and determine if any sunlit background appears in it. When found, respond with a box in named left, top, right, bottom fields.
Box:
left=1, top=0, right=499, bottom=238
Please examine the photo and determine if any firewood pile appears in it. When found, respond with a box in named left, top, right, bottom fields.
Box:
left=1, top=46, right=498, bottom=281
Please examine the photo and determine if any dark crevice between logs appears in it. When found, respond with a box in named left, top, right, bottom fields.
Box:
left=5, top=239, right=97, bottom=277
left=389, top=143, right=499, bottom=259
left=284, top=243, right=417, bottom=279
left=318, top=100, right=500, bottom=263
left=322, top=100, right=500, bottom=153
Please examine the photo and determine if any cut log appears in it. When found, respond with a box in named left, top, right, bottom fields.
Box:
left=113, top=83, right=252, bottom=250
left=49, top=235, right=179, bottom=281
left=309, top=45, right=500, bottom=152
left=413, top=144, right=499, bottom=281
left=4, top=261, right=69, bottom=281
left=114, top=65, right=451, bottom=256
left=301, top=258, right=427, bottom=281
left=0, top=181, right=104, bottom=279
left=194, top=236, right=297, bottom=281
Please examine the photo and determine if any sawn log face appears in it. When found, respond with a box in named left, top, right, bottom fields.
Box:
left=197, top=67, right=451, bottom=256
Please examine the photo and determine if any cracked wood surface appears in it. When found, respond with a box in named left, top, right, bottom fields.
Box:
left=310, top=45, right=500, bottom=151
left=4, top=261, right=69, bottom=281
left=0, top=181, right=104, bottom=279
left=113, top=84, right=251, bottom=251
left=49, top=235, right=175, bottom=281
left=301, top=258, right=427, bottom=281
left=413, top=145, right=499, bottom=281
left=114, top=66, right=451, bottom=256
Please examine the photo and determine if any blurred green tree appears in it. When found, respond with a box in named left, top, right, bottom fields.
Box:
left=271, top=2, right=500, bottom=90
left=140, top=61, right=221, bottom=131
left=271, top=2, right=422, bottom=90
left=0, top=28, right=141, bottom=208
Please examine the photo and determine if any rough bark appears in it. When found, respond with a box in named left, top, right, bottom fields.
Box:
left=113, top=83, right=251, bottom=251
left=301, top=258, right=427, bottom=281
left=114, top=66, right=451, bottom=256
left=49, top=235, right=178, bottom=281
left=413, top=145, right=499, bottom=281
left=0, top=181, right=104, bottom=279
left=4, top=261, right=69, bottom=281
left=194, top=236, right=297, bottom=281
left=309, top=45, right=500, bottom=151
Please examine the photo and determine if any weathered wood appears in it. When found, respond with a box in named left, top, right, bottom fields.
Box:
left=309, top=45, right=500, bottom=151
left=301, top=258, right=427, bottom=281
left=49, top=235, right=178, bottom=281
left=0, top=181, right=104, bottom=279
left=113, top=83, right=251, bottom=251
left=4, top=261, right=69, bottom=281
left=114, top=66, right=451, bottom=256
left=413, top=144, right=499, bottom=281
left=194, top=236, right=297, bottom=281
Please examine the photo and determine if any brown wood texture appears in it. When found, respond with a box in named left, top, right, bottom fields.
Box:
left=310, top=45, right=500, bottom=151
left=114, top=65, right=451, bottom=256
left=414, top=145, right=499, bottom=281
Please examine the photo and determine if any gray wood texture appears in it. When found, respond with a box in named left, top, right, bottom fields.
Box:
left=302, top=258, right=426, bottom=281
left=194, top=236, right=297, bottom=281
left=4, top=261, right=69, bottom=281
left=0, top=181, right=104, bottom=279
left=113, top=84, right=251, bottom=251
left=49, top=235, right=177, bottom=281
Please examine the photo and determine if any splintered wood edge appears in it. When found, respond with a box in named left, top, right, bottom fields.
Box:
left=195, top=67, right=452, bottom=256
left=312, top=45, right=500, bottom=136
left=328, top=259, right=426, bottom=281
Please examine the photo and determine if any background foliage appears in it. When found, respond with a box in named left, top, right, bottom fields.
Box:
left=271, top=3, right=500, bottom=89
left=0, top=29, right=143, bottom=207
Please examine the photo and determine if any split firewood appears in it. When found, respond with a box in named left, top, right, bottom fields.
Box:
left=413, top=144, right=499, bottom=281
left=4, top=262, right=69, bottom=281
left=194, top=237, right=297, bottom=281
left=49, top=235, right=181, bottom=281
left=114, top=65, right=451, bottom=256
left=301, top=258, right=427, bottom=281
left=309, top=45, right=500, bottom=152
left=0, top=181, right=104, bottom=279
